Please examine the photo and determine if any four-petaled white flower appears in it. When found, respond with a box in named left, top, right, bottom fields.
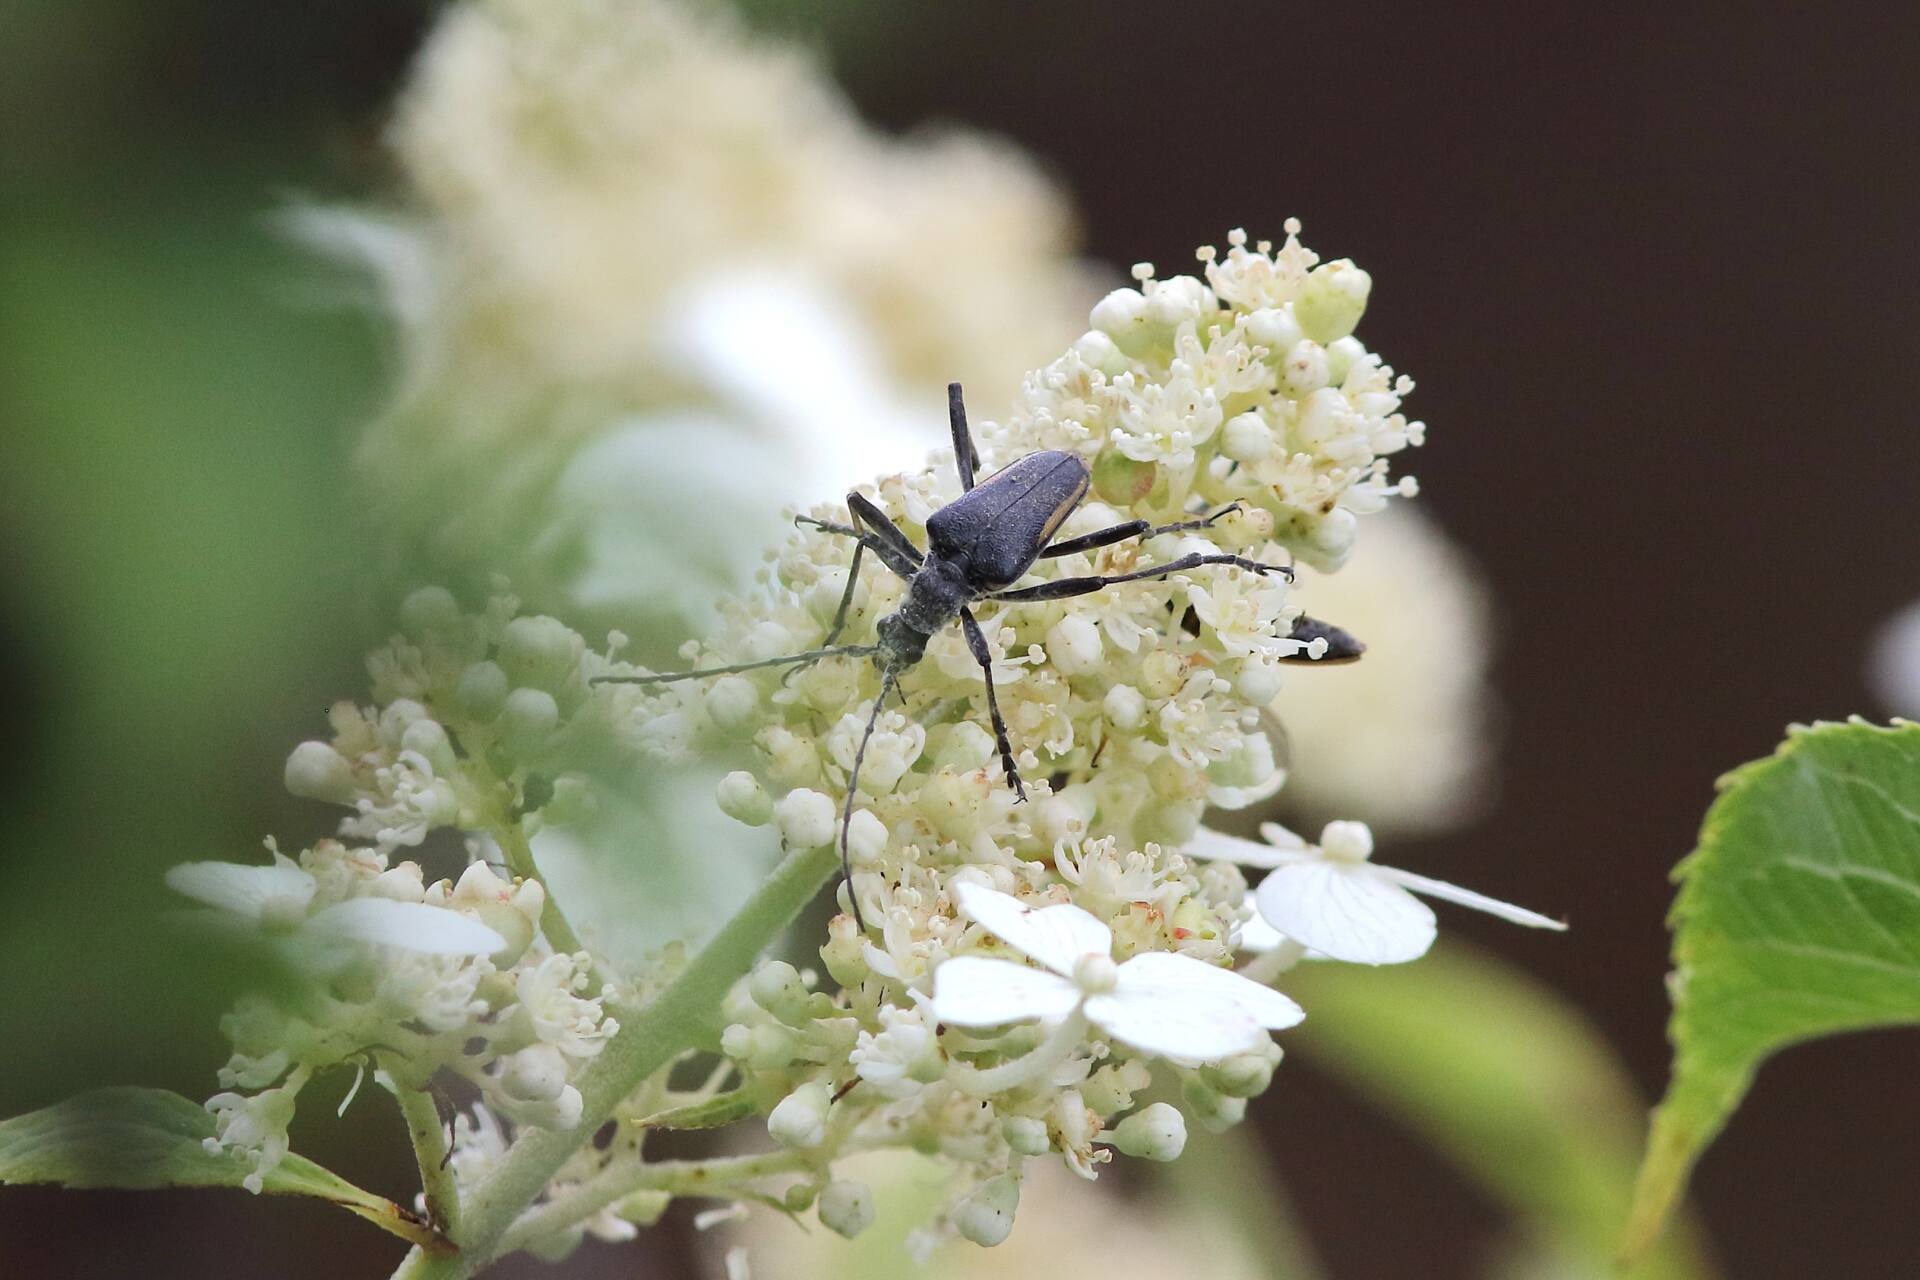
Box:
left=931, top=882, right=1303, bottom=1063
left=1187, top=820, right=1565, bottom=966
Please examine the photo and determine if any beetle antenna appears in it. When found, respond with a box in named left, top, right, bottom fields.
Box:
left=838, top=662, right=901, bottom=932
left=592, top=643, right=881, bottom=686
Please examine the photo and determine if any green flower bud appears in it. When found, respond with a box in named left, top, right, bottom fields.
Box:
left=716, top=771, right=774, bottom=826
left=1181, top=1075, right=1249, bottom=1133
left=774, top=788, right=836, bottom=848
left=401, top=718, right=456, bottom=775
left=1002, top=1114, right=1051, bottom=1157
left=953, top=1174, right=1020, bottom=1247
left=1200, top=1041, right=1282, bottom=1098
left=750, top=960, right=812, bottom=1027
left=500, top=687, right=560, bottom=752
left=614, top=1190, right=671, bottom=1228
left=1294, top=259, right=1372, bottom=343
left=455, top=660, right=510, bottom=722
left=399, top=585, right=460, bottom=636
left=703, top=675, right=760, bottom=731
left=1112, top=1102, right=1188, bottom=1161
left=499, top=615, right=585, bottom=692
left=818, top=1179, right=876, bottom=1239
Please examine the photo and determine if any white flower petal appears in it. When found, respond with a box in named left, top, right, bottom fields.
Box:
left=928, top=956, right=1081, bottom=1027
left=952, top=882, right=1111, bottom=976
left=307, top=898, right=507, bottom=955
left=1254, top=860, right=1436, bottom=965
left=1182, top=827, right=1304, bottom=871
left=1384, top=868, right=1568, bottom=932
left=1112, top=951, right=1305, bottom=1030
left=165, top=861, right=316, bottom=920
left=1233, top=892, right=1289, bottom=953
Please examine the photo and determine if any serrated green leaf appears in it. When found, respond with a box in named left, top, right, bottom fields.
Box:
left=1289, top=942, right=1713, bottom=1279
left=0, top=1087, right=452, bottom=1253
left=1624, top=719, right=1920, bottom=1258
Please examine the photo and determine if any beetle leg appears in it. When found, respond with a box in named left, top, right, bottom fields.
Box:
left=797, top=509, right=921, bottom=580
left=991, top=552, right=1291, bottom=602
left=837, top=663, right=901, bottom=932
left=819, top=539, right=865, bottom=648
left=846, top=493, right=926, bottom=577
left=592, top=643, right=881, bottom=685
left=959, top=607, right=1027, bottom=802
left=1039, top=504, right=1245, bottom=559
left=949, top=381, right=981, bottom=492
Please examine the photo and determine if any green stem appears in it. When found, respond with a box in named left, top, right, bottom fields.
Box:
left=387, top=1063, right=460, bottom=1238
left=498, top=1149, right=814, bottom=1255
left=491, top=809, right=589, bottom=959
left=387, top=841, right=839, bottom=1280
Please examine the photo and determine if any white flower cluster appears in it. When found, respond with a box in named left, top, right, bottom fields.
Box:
left=166, top=227, right=1560, bottom=1263
left=591, top=229, right=1555, bottom=1249
left=173, top=589, right=630, bottom=1193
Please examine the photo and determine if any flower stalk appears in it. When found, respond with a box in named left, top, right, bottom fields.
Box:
left=388, top=840, right=839, bottom=1279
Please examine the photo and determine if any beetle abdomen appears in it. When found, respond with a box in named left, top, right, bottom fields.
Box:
left=926, top=450, right=1090, bottom=589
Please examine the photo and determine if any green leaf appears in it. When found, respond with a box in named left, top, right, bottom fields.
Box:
left=1289, top=942, right=1713, bottom=1279
left=630, top=1087, right=758, bottom=1132
left=0, top=1088, right=453, bottom=1253
left=1625, top=719, right=1920, bottom=1257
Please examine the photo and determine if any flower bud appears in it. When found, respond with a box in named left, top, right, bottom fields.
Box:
left=1090, top=287, right=1152, bottom=354
left=703, top=676, right=760, bottom=731
left=1220, top=412, right=1274, bottom=463
left=1294, top=387, right=1353, bottom=449
left=1102, top=684, right=1148, bottom=731
left=1279, top=339, right=1330, bottom=396
left=1201, top=1041, right=1282, bottom=1098
left=1002, top=1114, right=1051, bottom=1156
left=932, top=720, right=996, bottom=771
left=756, top=725, right=819, bottom=785
left=1325, top=335, right=1367, bottom=385
left=499, top=1043, right=569, bottom=1103
left=401, top=718, right=456, bottom=775
left=953, top=1174, right=1020, bottom=1247
left=456, top=660, right=510, bottom=721
left=1245, top=305, right=1303, bottom=352
left=399, top=586, right=460, bottom=636
left=1181, top=1075, right=1248, bottom=1133
left=1080, top=1059, right=1152, bottom=1115
left=767, top=1080, right=831, bottom=1149
left=844, top=809, right=888, bottom=868
left=500, top=616, right=585, bottom=692
left=820, top=914, right=871, bottom=986
left=749, top=960, right=812, bottom=1027
left=1112, top=1103, right=1187, bottom=1161
left=774, top=789, right=836, bottom=849
left=1072, top=328, right=1129, bottom=376
left=818, top=1179, right=876, bottom=1239
left=918, top=769, right=991, bottom=843
left=1294, top=259, right=1372, bottom=343
left=1138, top=651, right=1185, bottom=699
left=500, top=687, right=561, bottom=751
left=1231, top=657, right=1285, bottom=706
left=284, top=741, right=355, bottom=804
left=1045, top=613, right=1104, bottom=676
left=716, top=771, right=774, bottom=826
left=1135, top=797, right=1201, bottom=848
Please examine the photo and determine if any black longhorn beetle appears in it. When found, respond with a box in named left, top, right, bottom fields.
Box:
left=596, top=383, right=1362, bottom=927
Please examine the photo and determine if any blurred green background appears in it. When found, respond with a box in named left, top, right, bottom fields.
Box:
left=6, top=2, right=1920, bottom=1277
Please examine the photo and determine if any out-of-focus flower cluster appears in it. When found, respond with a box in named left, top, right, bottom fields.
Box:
left=300, top=0, right=1087, bottom=636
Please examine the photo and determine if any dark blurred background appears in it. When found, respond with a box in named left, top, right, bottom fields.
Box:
left=4, top=2, right=1918, bottom=1276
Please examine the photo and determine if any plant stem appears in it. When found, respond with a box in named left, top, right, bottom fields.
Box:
left=497, top=1148, right=814, bottom=1255
left=387, top=1063, right=460, bottom=1238
left=490, top=805, right=588, bottom=959
left=386, top=840, right=839, bottom=1280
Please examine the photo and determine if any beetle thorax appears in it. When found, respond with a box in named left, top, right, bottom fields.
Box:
left=878, top=558, right=973, bottom=665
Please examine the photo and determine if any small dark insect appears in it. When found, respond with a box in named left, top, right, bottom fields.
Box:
left=597, top=383, right=1359, bottom=926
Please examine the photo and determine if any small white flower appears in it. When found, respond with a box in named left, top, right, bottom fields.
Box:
left=931, top=883, right=1302, bottom=1064
left=1188, top=820, right=1565, bottom=965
